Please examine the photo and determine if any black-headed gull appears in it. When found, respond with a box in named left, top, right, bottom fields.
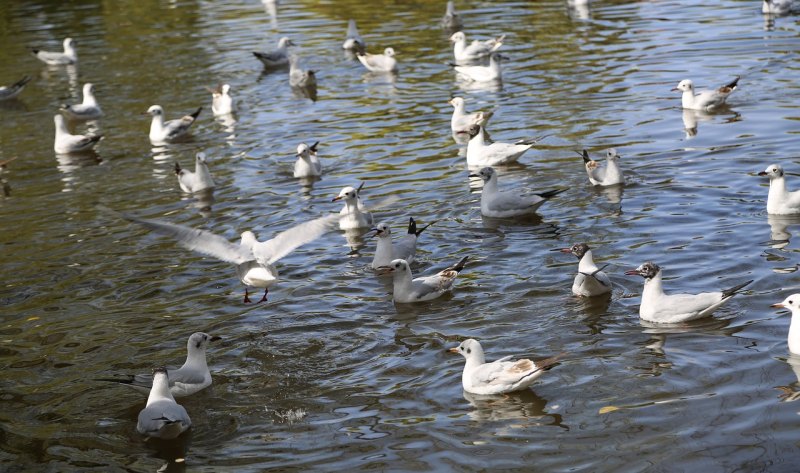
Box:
left=288, top=55, right=317, bottom=88
left=53, top=115, right=102, bottom=154
left=672, top=76, right=739, bottom=111
left=465, top=125, right=544, bottom=167
left=758, top=164, right=800, bottom=215
left=625, top=262, right=752, bottom=324
left=449, top=339, right=563, bottom=395
left=0, top=76, right=31, bottom=101
left=61, top=83, right=102, bottom=120
left=146, top=105, right=202, bottom=144
left=333, top=184, right=373, bottom=230
left=763, top=0, right=793, bottom=15
left=136, top=368, right=191, bottom=439
left=342, top=19, right=366, bottom=52
left=370, top=217, right=433, bottom=269
left=377, top=256, right=468, bottom=303
left=357, top=47, right=397, bottom=73
left=449, top=31, right=505, bottom=62
left=557, top=243, right=611, bottom=297
left=449, top=97, right=493, bottom=133
left=294, top=141, right=322, bottom=178
left=581, top=149, right=624, bottom=186
left=175, top=152, right=215, bottom=193
left=252, top=37, right=295, bottom=67
left=453, top=53, right=504, bottom=82
left=441, top=1, right=464, bottom=30
left=208, top=84, right=235, bottom=116
left=470, top=167, right=565, bottom=217
left=31, top=37, right=77, bottom=65
left=771, top=295, right=800, bottom=354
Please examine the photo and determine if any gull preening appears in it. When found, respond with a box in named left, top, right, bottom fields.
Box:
left=175, top=152, right=215, bottom=193
left=466, top=125, right=545, bottom=167
left=453, top=53, right=504, bottom=82
left=146, top=105, right=202, bottom=144
left=53, top=115, right=102, bottom=154
left=61, top=83, right=102, bottom=120
left=288, top=55, right=317, bottom=88
left=558, top=243, right=611, bottom=297
left=31, top=37, right=77, bottom=65
left=672, top=76, right=739, bottom=111
left=763, top=0, right=793, bottom=15
left=449, top=31, right=505, bottom=62
left=625, top=261, right=752, bottom=324
left=377, top=256, right=468, bottom=303
left=0, top=76, right=31, bottom=101
left=294, top=141, right=322, bottom=178
left=357, top=48, right=398, bottom=73
left=759, top=164, right=800, bottom=215
left=342, top=19, right=366, bottom=52
left=449, top=97, right=493, bottom=134
left=98, top=332, right=221, bottom=398
left=253, top=37, right=295, bottom=68
left=208, top=84, right=235, bottom=116
left=449, top=339, right=563, bottom=395
left=441, top=1, right=464, bottom=31
left=581, top=149, right=624, bottom=186
left=470, top=167, right=565, bottom=218
left=771, top=295, right=800, bottom=355
left=136, top=368, right=191, bottom=440
left=333, top=184, right=372, bottom=230
left=370, top=217, right=433, bottom=269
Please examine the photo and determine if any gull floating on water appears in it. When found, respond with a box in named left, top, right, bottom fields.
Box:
left=175, top=152, right=215, bottom=193
left=370, top=217, right=433, bottom=269
left=0, top=76, right=31, bottom=101
left=334, top=184, right=372, bottom=230
left=136, top=368, right=192, bottom=440
left=625, top=262, right=752, bottom=324
left=342, top=19, right=366, bottom=52
left=453, top=53, right=504, bottom=82
left=763, top=0, right=793, bottom=14
left=470, top=166, right=565, bottom=217
left=771, top=294, right=800, bottom=355
left=672, top=76, right=739, bottom=111
left=61, top=83, right=102, bottom=120
left=146, top=105, right=202, bottom=144
left=449, top=339, right=562, bottom=395
left=449, top=31, right=505, bottom=62
left=288, top=55, right=317, bottom=88
left=53, top=115, right=102, bottom=154
left=759, top=164, right=800, bottom=215
left=466, top=125, right=544, bottom=167
left=253, top=37, right=295, bottom=68
left=357, top=48, right=397, bottom=73
left=557, top=243, right=611, bottom=297
left=208, top=84, right=235, bottom=116
left=449, top=96, right=493, bottom=134
left=581, top=149, right=624, bottom=186
left=294, top=141, right=321, bottom=178
left=441, top=1, right=464, bottom=30
left=378, top=256, right=468, bottom=303
left=31, top=37, right=77, bottom=65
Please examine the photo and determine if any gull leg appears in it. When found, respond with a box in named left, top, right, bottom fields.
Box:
left=244, top=288, right=252, bottom=304
left=258, top=288, right=269, bottom=303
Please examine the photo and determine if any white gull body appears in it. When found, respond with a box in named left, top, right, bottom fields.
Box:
left=465, top=125, right=541, bottom=167
left=759, top=164, right=800, bottom=215
left=253, top=37, right=295, bottom=67
left=147, top=105, right=202, bottom=144
left=371, top=217, right=432, bottom=269
left=334, top=185, right=373, bottom=230
left=357, top=47, right=397, bottom=73
left=294, top=142, right=322, bottom=178
left=61, top=83, right=102, bottom=120
left=378, top=257, right=468, bottom=303
left=53, top=115, right=102, bottom=153
left=559, top=243, right=611, bottom=297
left=582, top=148, right=624, bottom=186
left=449, top=97, right=493, bottom=133
left=672, top=77, right=739, bottom=111
left=449, top=31, right=505, bottom=62
left=209, top=84, right=235, bottom=116
left=0, top=76, right=31, bottom=101
left=470, top=167, right=564, bottom=217
left=32, top=37, right=77, bottom=65
left=136, top=368, right=191, bottom=439
left=175, top=152, right=215, bottom=193
left=454, top=53, right=503, bottom=82
left=771, top=294, right=800, bottom=354
left=763, top=0, right=793, bottom=15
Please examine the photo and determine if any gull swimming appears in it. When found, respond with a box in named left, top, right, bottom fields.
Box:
left=466, top=125, right=545, bottom=167
left=449, top=97, right=493, bottom=133
left=771, top=294, right=800, bottom=354
left=441, top=1, right=464, bottom=30
left=136, top=367, right=191, bottom=440
left=61, top=83, right=102, bottom=120
left=98, top=332, right=221, bottom=398
left=759, top=164, right=800, bottom=215
left=175, top=152, right=215, bottom=193
left=253, top=37, right=295, bottom=67
left=31, top=37, right=77, bottom=65
left=581, top=149, right=624, bottom=186
left=208, top=84, right=235, bottom=116
left=449, top=31, right=505, bottom=62
left=625, top=261, right=752, bottom=324
left=453, top=53, right=504, bottom=82
left=333, top=184, right=372, bottom=230
left=763, top=0, right=793, bottom=15
left=377, top=256, right=468, bottom=303
left=672, top=76, right=739, bottom=111
left=470, top=166, right=565, bottom=218
left=294, top=141, right=321, bottom=178
left=449, top=339, right=563, bottom=395
left=370, top=217, right=433, bottom=269
left=0, top=76, right=31, bottom=101
left=557, top=243, right=611, bottom=297
left=357, top=48, right=397, bottom=73
left=146, top=105, right=202, bottom=144
left=342, top=19, right=366, bottom=52
left=288, top=55, right=317, bottom=88
left=53, top=115, right=102, bottom=154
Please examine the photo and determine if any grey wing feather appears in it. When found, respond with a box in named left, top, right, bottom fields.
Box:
left=253, top=214, right=340, bottom=265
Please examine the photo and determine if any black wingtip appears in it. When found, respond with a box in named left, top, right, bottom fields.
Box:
left=407, top=217, right=417, bottom=235
left=94, top=376, right=134, bottom=385
left=30, top=49, right=40, bottom=55
left=722, top=279, right=753, bottom=298
left=579, top=149, right=591, bottom=163
left=725, top=76, right=740, bottom=90
left=190, top=107, right=203, bottom=119
left=15, top=76, right=32, bottom=88
left=451, top=255, right=469, bottom=273
left=536, top=188, right=567, bottom=199
left=174, top=162, right=182, bottom=174
left=309, top=141, right=320, bottom=152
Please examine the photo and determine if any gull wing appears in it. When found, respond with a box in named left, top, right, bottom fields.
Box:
left=252, top=213, right=340, bottom=265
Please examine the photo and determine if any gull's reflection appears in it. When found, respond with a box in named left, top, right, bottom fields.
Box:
left=766, top=214, right=800, bottom=249
left=593, top=183, right=624, bottom=205
left=456, top=76, right=502, bottom=93
left=342, top=228, right=368, bottom=254
left=145, top=431, right=191, bottom=473
left=567, top=0, right=591, bottom=20
left=189, top=188, right=215, bottom=216
left=151, top=145, right=175, bottom=162
left=462, top=389, right=564, bottom=427
left=214, top=113, right=237, bottom=144
left=55, top=151, right=102, bottom=190
left=262, top=0, right=278, bottom=28
left=291, top=84, right=317, bottom=102
left=452, top=130, right=470, bottom=146
left=777, top=355, right=800, bottom=402
left=362, top=71, right=397, bottom=85
left=296, top=176, right=320, bottom=197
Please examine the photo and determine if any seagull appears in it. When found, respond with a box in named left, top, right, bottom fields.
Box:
left=449, top=31, right=505, bottom=62
left=580, top=149, right=624, bottom=186
left=146, top=105, right=202, bottom=144
left=60, top=83, right=102, bottom=120
left=441, top=1, right=464, bottom=30
left=763, top=0, right=793, bottom=15
left=557, top=243, right=611, bottom=297
left=466, top=125, right=545, bottom=167
left=449, top=97, right=493, bottom=134
left=342, top=19, right=366, bottom=52
left=377, top=256, right=468, bottom=303
left=175, top=152, right=215, bottom=193
left=294, top=141, right=322, bottom=178
left=252, top=37, right=295, bottom=67
left=453, top=52, right=504, bottom=82
left=370, top=217, right=433, bottom=269
left=0, top=76, right=31, bottom=101
left=288, top=55, right=317, bottom=88
left=98, top=332, right=221, bottom=398
left=759, top=164, right=800, bottom=215
left=771, top=294, right=800, bottom=355
left=53, top=115, right=102, bottom=154
left=208, top=84, right=235, bottom=116
left=333, top=184, right=373, bottom=230
left=470, top=167, right=565, bottom=218
left=625, top=262, right=753, bottom=324
left=115, top=210, right=340, bottom=303
left=449, top=339, right=563, bottom=395
left=31, top=37, right=77, bottom=65
left=357, top=48, right=397, bottom=73
left=136, top=368, right=191, bottom=440
left=672, top=76, right=739, bottom=111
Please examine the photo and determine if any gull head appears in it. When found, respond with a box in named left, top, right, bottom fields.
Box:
left=296, top=143, right=310, bottom=158
left=240, top=230, right=258, bottom=247
left=278, top=37, right=295, bottom=48
left=449, top=31, right=466, bottom=43
left=466, top=124, right=482, bottom=139
left=146, top=105, right=164, bottom=116
left=772, top=294, right=800, bottom=314
left=448, top=339, right=485, bottom=363
left=333, top=186, right=358, bottom=203
left=187, top=332, right=221, bottom=354
left=53, top=114, right=65, bottom=126
left=83, top=83, right=94, bottom=96
left=195, top=152, right=207, bottom=164
left=376, top=258, right=410, bottom=276
left=220, top=84, right=231, bottom=95
left=469, top=166, right=495, bottom=182
left=672, top=79, right=694, bottom=92
left=758, top=164, right=784, bottom=179
left=625, top=261, right=660, bottom=280
left=607, top=149, right=620, bottom=161
left=383, top=47, right=396, bottom=57
left=448, top=97, right=464, bottom=108
left=370, top=222, right=391, bottom=239
left=561, top=242, right=589, bottom=259
left=64, top=37, right=75, bottom=49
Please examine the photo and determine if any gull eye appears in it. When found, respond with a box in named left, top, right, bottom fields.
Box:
left=395, top=263, right=400, bottom=268
left=459, top=346, right=463, bottom=351
left=790, top=300, right=794, bottom=305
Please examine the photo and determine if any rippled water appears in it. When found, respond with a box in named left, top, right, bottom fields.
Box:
left=2, top=0, right=800, bottom=470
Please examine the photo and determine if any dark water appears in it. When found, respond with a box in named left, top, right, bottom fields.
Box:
left=2, top=0, right=800, bottom=471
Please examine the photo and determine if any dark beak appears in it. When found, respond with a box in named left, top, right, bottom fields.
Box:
left=468, top=173, right=479, bottom=178
left=771, top=303, right=786, bottom=309
left=210, top=336, right=222, bottom=342
left=375, top=265, right=393, bottom=275
left=670, top=87, right=680, bottom=92
left=624, top=269, right=641, bottom=276
left=757, top=171, right=768, bottom=176
left=332, top=196, right=343, bottom=202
